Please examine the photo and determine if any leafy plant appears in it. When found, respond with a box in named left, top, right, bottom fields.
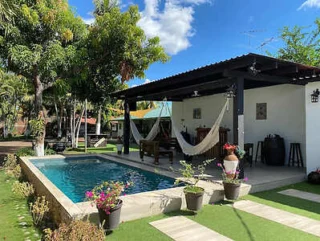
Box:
left=29, top=196, right=50, bottom=226
left=175, top=160, right=213, bottom=193
left=29, top=117, right=45, bottom=138
left=217, top=163, right=248, bottom=184
left=3, top=154, right=17, bottom=170
left=43, top=220, right=105, bottom=241
left=85, top=181, right=132, bottom=214
left=6, top=164, right=21, bottom=179
left=12, top=181, right=34, bottom=198
left=16, top=147, right=35, bottom=157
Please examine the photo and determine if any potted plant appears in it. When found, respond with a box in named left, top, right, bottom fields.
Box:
left=175, top=160, right=212, bottom=211
left=85, top=181, right=132, bottom=230
left=307, top=168, right=320, bottom=184
left=217, top=162, right=248, bottom=200
left=116, top=136, right=123, bottom=155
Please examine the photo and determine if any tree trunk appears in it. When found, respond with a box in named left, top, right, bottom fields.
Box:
left=96, top=105, right=102, bottom=135
left=71, top=103, right=76, bottom=148
left=54, top=102, right=62, bottom=138
left=33, top=74, right=45, bottom=157
left=75, top=106, right=85, bottom=148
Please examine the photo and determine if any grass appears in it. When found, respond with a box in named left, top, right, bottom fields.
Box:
left=64, top=143, right=139, bottom=155
left=106, top=181, right=320, bottom=241
left=0, top=170, right=40, bottom=241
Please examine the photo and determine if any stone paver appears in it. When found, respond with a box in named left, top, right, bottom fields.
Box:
left=233, top=200, right=320, bottom=237
left=150, top=216, right=233, bottom=241
left=278, top=189, right=320, bottom=203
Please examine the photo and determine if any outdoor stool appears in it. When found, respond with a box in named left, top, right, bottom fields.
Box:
left=288, top=143, right=304, bottom=167
left=255, top=141, right=265, bottom=163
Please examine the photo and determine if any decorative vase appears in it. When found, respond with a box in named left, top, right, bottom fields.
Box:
left=97, top=200, right=123, bottom=230
left=184, top=187, right=204, bottom=211
left=116, top=144, right=123, bottom=155
left=223, top=182, right=241, bottom=200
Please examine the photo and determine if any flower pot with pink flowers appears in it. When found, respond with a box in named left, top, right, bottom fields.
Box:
left=85, top=181, right=132, bottom=230
left=218, top=143, right=248, bottom=200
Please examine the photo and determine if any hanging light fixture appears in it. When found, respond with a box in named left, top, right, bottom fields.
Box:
left=225, top=84, right=236, bottom=98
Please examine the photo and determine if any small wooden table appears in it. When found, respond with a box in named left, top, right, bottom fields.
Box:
left=139, top=140, right=173, bottom=165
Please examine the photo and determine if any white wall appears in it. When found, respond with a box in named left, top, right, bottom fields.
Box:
left=305, top=82, right=320, bottom=173
left=172, top=84, right=306, bottom=166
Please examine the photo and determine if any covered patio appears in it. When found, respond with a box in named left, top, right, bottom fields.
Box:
left=111, top=53, right=320, bottom=178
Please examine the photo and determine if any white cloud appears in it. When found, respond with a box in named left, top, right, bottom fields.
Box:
left=138, top=0, right=211, bottom=55
left=82, top=17, right=95, bottom=25
left=298, top=0, right=320, bottom=10
left=131, top=84, right=138, bottom=88
left=144, top=79, right=152, bottom=84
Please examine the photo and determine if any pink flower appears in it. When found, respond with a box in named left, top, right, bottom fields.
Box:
left=217, top=163, right=222, bottom=167
left=123, top=193, right=126, bottom=196
left=243, top=177, right=249, bottom=182
left=235, top=171, right=240, bottom=175
left=85, top=191, right=93, bottom=198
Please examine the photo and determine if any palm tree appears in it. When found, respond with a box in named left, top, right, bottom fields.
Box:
left=0, top=0, right=16, bottom=23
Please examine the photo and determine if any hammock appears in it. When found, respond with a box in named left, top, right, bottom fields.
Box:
left=167, top=99, right=229, bottom=156
left=130, top=104, right=164, bottom=144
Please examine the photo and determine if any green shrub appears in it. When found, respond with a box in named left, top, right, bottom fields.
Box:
left=16, top=147, right=56, bottom=156
left=30, top=196, right=50, bottom=226
left=4, top=154, right=18, bottom=170
left=44, top=220, right=105, bottom=241
left=16, top=147, right=35, bottom=157
left=12, top=181, right=35, bottom=198
left=6, top=164, right=22, bottom=179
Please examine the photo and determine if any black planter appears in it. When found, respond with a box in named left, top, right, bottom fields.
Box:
left=223, top=182, right=241, bottom=200
left=184, top=188, right=204, bottom=211
left=97, top=200, right=123, bottom=230
left=307, top=171, right=320, bottom=184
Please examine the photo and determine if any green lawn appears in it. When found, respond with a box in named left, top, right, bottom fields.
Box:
left=0, top=171, right=40, bottom=241
left=107, top=181, right=320, bottom=241
left=64, top=143, right=139, bottom=155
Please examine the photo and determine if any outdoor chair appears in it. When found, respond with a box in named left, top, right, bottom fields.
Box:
left=139, top=140, right=173, bottom=165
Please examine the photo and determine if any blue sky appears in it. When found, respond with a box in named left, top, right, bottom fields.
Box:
left=69, top=0, right=320, bottom=87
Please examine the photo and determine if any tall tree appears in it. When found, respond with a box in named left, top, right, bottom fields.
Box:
left=0, top=0, right=86, bottom=155
left=272, top=19, right=320, bottom=66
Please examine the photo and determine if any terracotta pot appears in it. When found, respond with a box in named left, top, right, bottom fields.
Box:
left=184, top=187, right=204, bottom=211
left=223, top=182, right=241, bottom=200
left=308, top=171, right=320, bottom=184
left=97, top=200, right=123, bottom=230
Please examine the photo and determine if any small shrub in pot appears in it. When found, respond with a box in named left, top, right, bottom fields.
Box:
left=307, top=169, right=320, bottom=184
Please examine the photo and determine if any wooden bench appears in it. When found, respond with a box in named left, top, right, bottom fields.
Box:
left=139, top=140, right=173, bottom=165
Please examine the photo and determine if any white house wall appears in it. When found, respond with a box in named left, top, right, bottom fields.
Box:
left=305, top=82, right=320, bottom=173
left=172, top=84, right=306, bottom=166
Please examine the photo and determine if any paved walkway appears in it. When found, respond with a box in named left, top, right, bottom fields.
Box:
left=233, top=200, right=320, bottom=237
left=278, top=189, right=320, bottom=203
left=150, top=216, right=233, bottom=241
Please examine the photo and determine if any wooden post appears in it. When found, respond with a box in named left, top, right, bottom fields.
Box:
left=233, top=76, right=245, bottom=178
left=124, top=100, right=130, bottom=154
left=233, top=77, right=244, bottom=149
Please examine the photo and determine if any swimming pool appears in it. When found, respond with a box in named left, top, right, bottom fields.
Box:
left=31, top=156, right=179, bottom=203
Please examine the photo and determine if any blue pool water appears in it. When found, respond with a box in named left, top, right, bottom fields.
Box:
left=31, top=156, right=178, bottom=203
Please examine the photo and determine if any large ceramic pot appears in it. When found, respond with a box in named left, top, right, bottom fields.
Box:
left=116, top=144, right=123, bottom=155
left=184, top=187, right=204, bottom=211
left=97, top=200, right=123, bottom=230
left=223, top=182, right=241, bottom=200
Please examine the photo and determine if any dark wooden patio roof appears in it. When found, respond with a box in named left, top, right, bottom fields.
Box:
left=111, top=53, right=320, bottom=102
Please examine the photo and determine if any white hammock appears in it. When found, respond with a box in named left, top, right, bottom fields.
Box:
left=168, top=99, right=229, bottom=156
left=130, top=105, right=164, bottom=144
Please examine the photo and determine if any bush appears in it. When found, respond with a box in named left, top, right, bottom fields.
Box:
left=44, top=220, right=105, bottom=241
left=16, top=147, right=35, bottom=157
left=307, top=169, right=320, bottom=184
left=12, top=181, right=35, bottom=198
left=6, top=164, right=22, bottom=179
left=16, top=147, right=56, bottom=157
left=4, top=154, right=18, bottom=170
left=30, top=196, right=50, bottom=226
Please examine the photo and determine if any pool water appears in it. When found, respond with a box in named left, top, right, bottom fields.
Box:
left=31, top=156, right=179, bottom=203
